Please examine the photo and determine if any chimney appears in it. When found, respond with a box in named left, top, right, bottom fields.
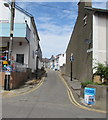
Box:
left=78, top=0, right=92, bottom=15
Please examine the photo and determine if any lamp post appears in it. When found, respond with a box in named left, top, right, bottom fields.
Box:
left=8, top=0, right=15, bottom=64
left=4, top=0, right=15, bottom=90
left=70, top=53, right=74, bottom=81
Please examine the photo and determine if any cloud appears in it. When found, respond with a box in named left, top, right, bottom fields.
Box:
left=16, top=1, right=29, bottom=10
left=38, top=23, right=73, bottom=34
left=16, top=0, right=108, bottom=2
left=16, top=1, right=108, bottom=58
left=37, top=17, right=53, bottom=23
left=37, top=20, right=73, bottom=58
left=93, top=2, right=107, bottom=9
left=16, top=0, right=78, bottom=2
left=39, top=32, right=71, bottom=58
left=93, top=0, right=108, bottom=2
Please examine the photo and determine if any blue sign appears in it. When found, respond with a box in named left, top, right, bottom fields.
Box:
left=84, top=87, right=96, bottom=105
left=70, top=56, right=74, bottom=62
left=84, top=87, right=96, bottom=96
left=5, top=66, right=12, bottom=73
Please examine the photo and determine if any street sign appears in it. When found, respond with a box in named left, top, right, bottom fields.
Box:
left=5, top=66, right=12, bottom=75
left=84, top=87, right=96, bottom=105
left=5, top=71, right=11, bottom=75
left=70, top=56, right=74, bottom=62
left=87, top=48, right=93, bottom=53
left=3, top=61, right=8, bottom=65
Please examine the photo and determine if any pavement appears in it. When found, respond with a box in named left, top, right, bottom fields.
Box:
left=62, top=74, right=81, bottom=96
left=61, top=74, right=108, bottom=113
left=61, top=74, right=89, bottom=105
left=0, top=78, right=43, bottom=98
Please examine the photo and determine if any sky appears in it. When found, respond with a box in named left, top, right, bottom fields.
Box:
left=15, top=0, right=108, bottom=58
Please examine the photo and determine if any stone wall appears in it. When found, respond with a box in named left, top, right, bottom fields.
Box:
left=81, top=85, right=108, bottom=111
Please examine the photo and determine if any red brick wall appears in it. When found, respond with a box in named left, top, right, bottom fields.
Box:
left=0, top=70, right=32, bottom=89
left=0, top=72, right=5, bottom=87
left=10, top=72, right=28, bottom=89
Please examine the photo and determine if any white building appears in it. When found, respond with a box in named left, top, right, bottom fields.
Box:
left=49, top=53, right=66, bottom=71
left=92, top=8, right=108, bottom=67
left=59, top=53, right=66, bottom=67
left=0, top=0, right=42, bottom=72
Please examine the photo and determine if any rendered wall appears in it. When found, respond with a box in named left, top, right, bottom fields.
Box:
left=106, top=2, right=108, bottom=65
left=0, top=0, right=30, bottom=27
left=12, top=41, right=29, bottom=65
left=93, top=14, right=107, bottom=67
left=65, top=1, right=93, bottom=82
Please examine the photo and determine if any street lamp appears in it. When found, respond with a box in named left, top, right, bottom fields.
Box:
left=4, top=3, right=10, bottom=8
left=4, top=0, right=15, bottom=90
left=70, top=53, right=74, bottom=81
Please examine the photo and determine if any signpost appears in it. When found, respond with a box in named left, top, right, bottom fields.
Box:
left=4, top=66, right=12, bottom=90
left=70, top=53, right=74, bottom=81
left=84, top=87, right=96, bottom=105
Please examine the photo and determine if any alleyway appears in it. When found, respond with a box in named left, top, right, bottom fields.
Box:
left=2, top=70, right=106, bottom=118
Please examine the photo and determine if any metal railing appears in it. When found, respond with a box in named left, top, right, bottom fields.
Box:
left=14, top=62, right=28, bottom=72
left=0, top=60, right=28, bottom=72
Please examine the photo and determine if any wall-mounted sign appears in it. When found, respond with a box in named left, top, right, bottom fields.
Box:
left=0, top=20, right=9, bottom=23
left=84, top=87, right=96, bottom=105
left=87, top=48, right=93, bottom=53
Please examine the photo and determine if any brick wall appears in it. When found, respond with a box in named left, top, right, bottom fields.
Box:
left=0, top=68, right=32, bottom=89
left=0, top=72, right=5, bottom=87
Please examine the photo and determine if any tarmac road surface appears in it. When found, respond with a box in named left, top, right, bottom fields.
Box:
left=2, top=70, right=107, bottom=119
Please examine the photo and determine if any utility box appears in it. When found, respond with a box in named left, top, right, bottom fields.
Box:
left=84, top=87, right=96, bottom=105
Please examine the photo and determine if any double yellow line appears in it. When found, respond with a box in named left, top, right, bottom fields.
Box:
left=2, top=78, right=45, bottom=98
left=59, top=74, right=108, bottom=114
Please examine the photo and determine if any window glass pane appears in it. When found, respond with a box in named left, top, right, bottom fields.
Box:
left=16, top=54, right=24, bottom=64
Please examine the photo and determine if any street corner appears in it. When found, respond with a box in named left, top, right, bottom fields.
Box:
left=1, top=90, right=16, bottom=98
left=1, top=78, right=45, bottom=98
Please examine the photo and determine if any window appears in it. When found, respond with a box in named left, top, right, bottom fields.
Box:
left=33, top=31, right=36, bottom=41
left=19, top=42, right=22, bottom=46
left=32, top=50, right=35, bottom=59
left=16, top=54, right=24, bottom=64
left=83, top=14, right=87, bottom=26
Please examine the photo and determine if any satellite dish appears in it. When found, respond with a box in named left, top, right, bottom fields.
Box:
left=84, top=39, right=92, bottom=44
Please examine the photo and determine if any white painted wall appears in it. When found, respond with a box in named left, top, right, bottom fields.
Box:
left=0, top=0, right=31, bottom=27
left=0, top=0, right=10, bottom=22
left=12, top=41, right=29, bottom=66
left=38, top=59, right=42, bottom=69
left=59, top=53, right=66, bottom=67
left=93, top=14, right=107, bottom=68
left=107, top=16, right=108, bottom=65
left=49, top=53, right=66, bottom=71
left=29, top=21, right=39, bottom=71
left=49, top=61, right=54, bottom=69
left=0, top=0, right=41, bottom=72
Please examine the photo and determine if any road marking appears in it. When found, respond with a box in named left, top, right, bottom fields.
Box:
left=58, top=74, right=107, bottom=114
left=67, top=89, right=78, bottom=107
left=2, top=78, right=45, bottom=98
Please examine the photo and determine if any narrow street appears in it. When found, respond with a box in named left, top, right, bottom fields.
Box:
left=2, top=70, right=106, bottom=118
